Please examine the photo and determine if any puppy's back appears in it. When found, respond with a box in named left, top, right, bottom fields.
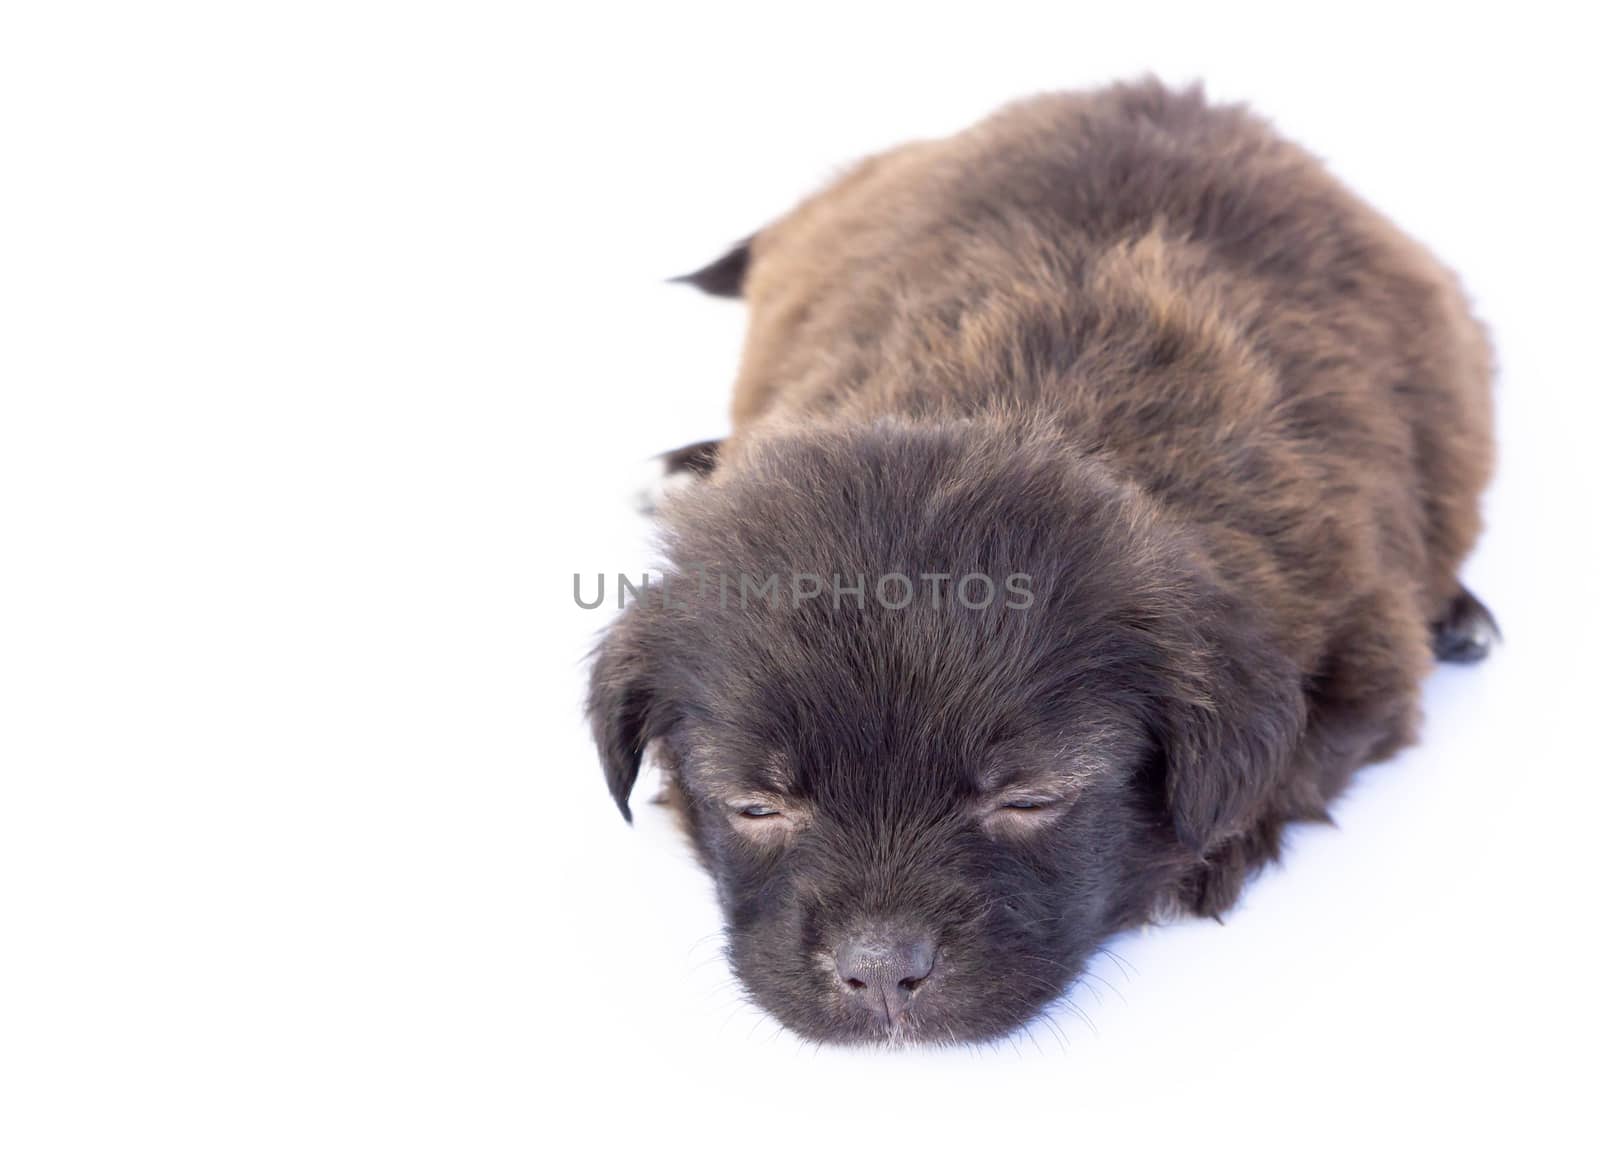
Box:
left=725, top=80, right=1492, bottom=630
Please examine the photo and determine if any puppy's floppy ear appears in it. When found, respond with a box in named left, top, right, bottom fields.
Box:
left=669, top=237, right=751, bottom=298
left=586, top=604, right=666, bottom=822
left=658, top=437, right=721, bottom=478
left=1159, top=592, right=1305, bottom=857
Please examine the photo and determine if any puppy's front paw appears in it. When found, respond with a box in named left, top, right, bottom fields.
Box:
left=1431, top=586, right=1500, bottom=664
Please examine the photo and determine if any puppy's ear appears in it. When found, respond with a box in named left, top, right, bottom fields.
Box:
left=658, top=437, right=721, bottom=478
left=1159, top=594, right=1305, bottom=857
left=669, top=237, right=751, bottom=298
left=586, top=605, right=666, bottom=822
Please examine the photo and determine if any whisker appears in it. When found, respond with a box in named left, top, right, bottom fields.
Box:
left=1096, top=946, right=1138, bottom=980
left=1078, top=966, right=1128, bottom=1005
left=1057, top=995, right=1099, bottom=1037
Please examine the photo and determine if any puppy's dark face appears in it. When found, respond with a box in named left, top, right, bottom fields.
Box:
left=660, top=692, right=1156, bottom=1045
left=589, top=422, right=1303, bottom=1044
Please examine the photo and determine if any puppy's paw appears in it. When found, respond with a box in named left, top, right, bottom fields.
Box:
left=1431, top=585, right=1500, bottom=664
left=635, top=438, right=722, bottom=516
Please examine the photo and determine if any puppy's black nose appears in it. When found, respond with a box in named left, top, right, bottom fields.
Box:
left=835, top=929, right=936, bottom=1023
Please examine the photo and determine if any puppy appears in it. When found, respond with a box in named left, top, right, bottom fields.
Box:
left=587, top=81, right=1496, bottom=1045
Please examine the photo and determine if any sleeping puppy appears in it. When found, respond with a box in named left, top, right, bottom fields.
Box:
left=588, top=81, right=1496, bottom=1045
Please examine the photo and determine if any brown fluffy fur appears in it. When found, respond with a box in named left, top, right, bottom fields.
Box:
left=590, top=81, right=1495, bottom=1043
left=727, top=80, right=1492, bottom=880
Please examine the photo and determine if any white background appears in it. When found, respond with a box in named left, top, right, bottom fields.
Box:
left=3, top=2, right=1596, bottom=1169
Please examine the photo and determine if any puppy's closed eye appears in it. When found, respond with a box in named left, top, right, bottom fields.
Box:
left=734, top=801, right=784, bottom=820
left=980, top=785, right=1084, bottom=832
left=976, top=731, right=1135, bottom=833
left=723, top=795, right=809, bottom=841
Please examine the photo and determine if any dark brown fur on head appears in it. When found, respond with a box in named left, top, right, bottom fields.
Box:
left=589, top=80, right=1495, bottom=1045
